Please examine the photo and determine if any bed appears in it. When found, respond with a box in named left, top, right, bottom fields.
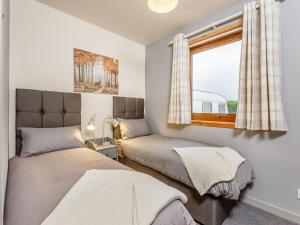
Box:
left=4, top=89, right=195, bottom=225
left=113, top=96, right=254, bottom=225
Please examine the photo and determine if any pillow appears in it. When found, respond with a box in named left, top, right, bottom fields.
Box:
left=19, top=126, right=85, bottom=157
left=117, top=118, right=151, bottom=140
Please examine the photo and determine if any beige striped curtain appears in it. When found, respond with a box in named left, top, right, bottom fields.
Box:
left=168, top=33, right=191, bottom=124
left=235, top=0, right=287, bottom=131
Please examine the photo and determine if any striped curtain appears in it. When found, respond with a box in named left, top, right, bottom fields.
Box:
left=168, top=33, right=191, bottom=124
left=235, top=0, right=287, bottom=131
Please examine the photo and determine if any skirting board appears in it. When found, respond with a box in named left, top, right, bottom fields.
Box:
left=241, top=195, right=300, bottom=224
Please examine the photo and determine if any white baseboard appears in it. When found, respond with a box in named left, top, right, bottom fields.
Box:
left=241, top=195, right=300, bottom=224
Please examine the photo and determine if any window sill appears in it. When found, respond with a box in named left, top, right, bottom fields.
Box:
left=191, top=120, right=235, bottom=129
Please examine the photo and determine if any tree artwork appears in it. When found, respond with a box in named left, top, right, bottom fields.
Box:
left=74, top=48, right=119, bottom=94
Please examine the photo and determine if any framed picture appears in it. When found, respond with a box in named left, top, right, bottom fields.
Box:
left=74, top=48, right=119, bottom=95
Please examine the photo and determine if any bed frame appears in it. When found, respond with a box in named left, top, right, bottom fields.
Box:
left=113, top=96, right=236, bottom=225
left=16, top=89, right=81, bottom=155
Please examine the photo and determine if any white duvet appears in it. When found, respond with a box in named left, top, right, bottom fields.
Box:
left=173, top=147, right=245, bottom=195
left=42, top=169, right=187, bottom=225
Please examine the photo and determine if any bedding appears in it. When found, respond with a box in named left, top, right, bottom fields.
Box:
left=42, top=169, right=187, bottom=225
left=118, top=118, right=151, bottom=139
left=120, top=135, right=254, bottom=200
left=5, top=148, right=195, bottom=225
left=173, top=146, right=245, bottom=195
left=19, top=126, right=84, bottom=157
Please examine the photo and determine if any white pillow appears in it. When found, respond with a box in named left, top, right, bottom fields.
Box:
left=117, top=118, right=151, bottom=140
left=19, top=126, right=85, bottom=157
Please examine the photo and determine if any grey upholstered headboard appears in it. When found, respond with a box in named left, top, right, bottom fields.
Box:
left=16, top=89, right=81, bottom=155
left=113, top=96, right=144, bottom=139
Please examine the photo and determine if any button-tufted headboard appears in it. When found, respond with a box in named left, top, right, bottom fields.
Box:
left=113, top=96, right=144, bottom=139
left=16, top=89, right=81, bottom=155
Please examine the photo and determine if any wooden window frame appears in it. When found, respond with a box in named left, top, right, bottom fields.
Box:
left=190, top=22, right=242, bottom=129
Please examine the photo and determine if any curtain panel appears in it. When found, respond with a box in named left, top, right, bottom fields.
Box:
left=168, top=33, right=191, bottom=124
left=235, top=0, right=287, bottom=131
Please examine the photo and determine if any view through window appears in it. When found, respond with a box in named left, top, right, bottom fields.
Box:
left=192, top=40, right=241, bottom=115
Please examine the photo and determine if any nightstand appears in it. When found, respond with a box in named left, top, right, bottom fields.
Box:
left=85, top=137, right=118, bottom=161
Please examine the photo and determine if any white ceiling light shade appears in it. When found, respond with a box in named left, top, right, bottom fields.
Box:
left=148, top=0, right=178, bottom=14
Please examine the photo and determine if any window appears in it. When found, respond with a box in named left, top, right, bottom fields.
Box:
left=190, top=23, right=242, bottom=128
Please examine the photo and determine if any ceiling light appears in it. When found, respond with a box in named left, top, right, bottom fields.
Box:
left=148, top=0, right=178, bottom=14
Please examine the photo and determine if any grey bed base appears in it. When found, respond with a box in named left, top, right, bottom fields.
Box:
left=16, top=88, right=81, bottom=155
left=113, top=96, right=236, bottom=225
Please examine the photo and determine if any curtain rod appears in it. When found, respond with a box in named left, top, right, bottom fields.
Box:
left=168, top=0, right=285, bottom=46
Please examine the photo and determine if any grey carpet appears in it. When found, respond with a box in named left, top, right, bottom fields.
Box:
left=221, top=202, right=299, bottom=225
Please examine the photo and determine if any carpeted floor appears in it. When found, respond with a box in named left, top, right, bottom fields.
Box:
left=221, top=202, right=299, bottom=225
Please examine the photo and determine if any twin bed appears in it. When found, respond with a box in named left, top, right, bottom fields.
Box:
left=6, top=149, right=193, bottom=225
left=5, top=89, right=194, bottom=225
left=113, top=96, right=254, bottom=225
left=4, top=89, right=253, bottom=225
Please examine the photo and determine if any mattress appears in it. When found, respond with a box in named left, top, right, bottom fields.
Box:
left=4, top=148, right=195, bottom=225
left=120, top=135, right=254, bottom=200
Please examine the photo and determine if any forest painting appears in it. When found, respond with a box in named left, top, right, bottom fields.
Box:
left=74, top=48, right=119, bottom=94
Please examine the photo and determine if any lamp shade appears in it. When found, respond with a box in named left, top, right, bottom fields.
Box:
left=87, top=114, right=96, bottom=131
left=86, top=123, right=95, bottom=131
left=111, top=118, right=119, bottom=127
left=148, top=0, right=178, bottom=14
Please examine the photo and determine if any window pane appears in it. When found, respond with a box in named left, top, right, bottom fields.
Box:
left=192, top=40, right=241, bottom=114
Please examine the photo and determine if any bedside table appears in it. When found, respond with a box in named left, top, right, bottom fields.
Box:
left=85, top=137, right=118, bottom=161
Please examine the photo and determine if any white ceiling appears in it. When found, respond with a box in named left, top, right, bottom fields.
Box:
left=36, top=0, right=240, bottom=45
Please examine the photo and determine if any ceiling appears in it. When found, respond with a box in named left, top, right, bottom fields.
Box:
left=36, top=0, right=240, bottom=45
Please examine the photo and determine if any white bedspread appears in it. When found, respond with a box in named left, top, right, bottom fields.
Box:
left=173, top=147, right=245, bottom=195
left=42, top=169, right=187, bottom=225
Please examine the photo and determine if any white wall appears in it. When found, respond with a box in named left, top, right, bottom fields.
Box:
left=0, top=0, right=9, bottom=223
left=9, top=0, right=145, bottom=157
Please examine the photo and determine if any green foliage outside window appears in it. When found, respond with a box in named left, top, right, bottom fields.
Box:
left=227, top=100, right=238, bottom=113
